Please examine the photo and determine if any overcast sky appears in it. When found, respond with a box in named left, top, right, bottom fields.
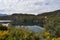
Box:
left=0, top=0, right=60, bottom=15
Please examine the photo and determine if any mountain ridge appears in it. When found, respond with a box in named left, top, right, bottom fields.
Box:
left=0, top=14, right=7, bottom=16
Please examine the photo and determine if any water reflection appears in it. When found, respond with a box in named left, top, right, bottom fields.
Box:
left=26, top=25, right=44, bottom=33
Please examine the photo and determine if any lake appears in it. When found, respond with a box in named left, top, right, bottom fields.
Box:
left=0, top=20, right=11, bottom=23
left=20, top=25, right=44, bottom=33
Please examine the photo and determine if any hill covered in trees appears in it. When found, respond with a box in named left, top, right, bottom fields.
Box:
left=11, top=10, right=60, bottom=26
left=0, top=10, right=60, bottom=27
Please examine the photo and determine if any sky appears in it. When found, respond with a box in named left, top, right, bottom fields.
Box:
left=0, top=0, right=60, bottom=15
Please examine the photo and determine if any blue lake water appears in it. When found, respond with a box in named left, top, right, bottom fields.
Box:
left=0, top=20, right=11, bottom=22
left=23, top=25, right=44, bottom=33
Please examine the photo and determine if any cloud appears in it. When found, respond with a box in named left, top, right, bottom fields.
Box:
left=0, top=0, right=60, bottom=15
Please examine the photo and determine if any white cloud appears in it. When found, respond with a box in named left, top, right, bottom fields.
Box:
left=0, top=0, right=60, bottom=15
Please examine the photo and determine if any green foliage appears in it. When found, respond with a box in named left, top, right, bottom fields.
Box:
left=0, top=23, right=3, bottom=27
left=0, top=27, right=41, bottom=40
left=0, top=23, right=8, bottom=31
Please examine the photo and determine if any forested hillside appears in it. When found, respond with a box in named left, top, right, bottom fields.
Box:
left=0, top=10, right=60, bottom=27
left=11, top=10, right=60, bottom=27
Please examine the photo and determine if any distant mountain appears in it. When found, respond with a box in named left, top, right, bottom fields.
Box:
left=0, top=14, right=7, bottom=16
left=10, top=10, right=60, bottom=21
